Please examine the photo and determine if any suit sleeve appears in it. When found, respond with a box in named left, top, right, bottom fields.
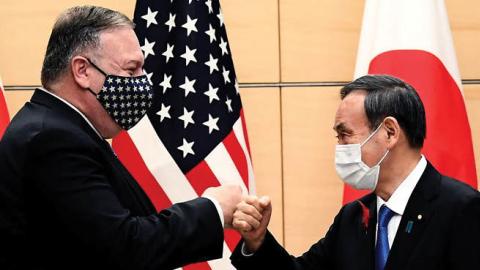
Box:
left=230, top=206, right=345, bottom=270
left=30, top=129, right=223, bottom=270
left=448, top=193, right=480, bottom=269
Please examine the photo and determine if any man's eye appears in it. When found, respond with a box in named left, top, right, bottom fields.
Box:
left=336, top=133, right=349, bottom=143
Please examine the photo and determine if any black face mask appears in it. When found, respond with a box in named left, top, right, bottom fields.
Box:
left=86, top=58, right=153, bottom=130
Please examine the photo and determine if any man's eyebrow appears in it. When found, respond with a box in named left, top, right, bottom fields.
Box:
left=124, top=59, right=143, bottom=67
left=334, top=123, right=353, bottom=134
left=333, top=123, right=346, bottom=132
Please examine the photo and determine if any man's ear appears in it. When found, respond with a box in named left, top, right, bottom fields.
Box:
left=383, top=116, right=400, bottom=148
left=71, top=56, right=92, bottom=89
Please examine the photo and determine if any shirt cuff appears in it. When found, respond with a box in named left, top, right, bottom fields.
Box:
left=202, top=195, right=224, bottom=228
left=241, top=242, right=255, bottom=257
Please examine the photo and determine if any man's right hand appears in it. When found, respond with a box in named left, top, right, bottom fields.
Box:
left=232, top=195, right=272, bottom=253
left=202, top=185, right=243, bottom=228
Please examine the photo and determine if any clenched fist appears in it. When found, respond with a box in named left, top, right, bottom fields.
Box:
left=233, top=195, right=272, bottom=253
left=202, top=185, right=243, bottom=228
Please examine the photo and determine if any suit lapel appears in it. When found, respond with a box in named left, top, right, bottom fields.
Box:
left=357, top=193, right=377, bottom=269
left=385, top=163, right=441, bottom=270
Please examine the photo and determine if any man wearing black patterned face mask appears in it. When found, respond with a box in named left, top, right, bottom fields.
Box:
left=0, top=6, right=243, bottom=270
left=83, top=56, right=154, bottom=130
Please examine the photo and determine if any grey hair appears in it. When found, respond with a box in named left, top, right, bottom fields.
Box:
left=40, top=5, right=134, bottom=88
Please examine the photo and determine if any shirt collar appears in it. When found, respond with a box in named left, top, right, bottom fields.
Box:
left=38, top=87, right=103, bottom=138
left=377, top=155, right=427, bottom=215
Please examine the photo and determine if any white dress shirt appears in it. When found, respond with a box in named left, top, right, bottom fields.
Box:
left=38, top=88, right=225, bottom=227
left=376, top=155, right=427, bottom=248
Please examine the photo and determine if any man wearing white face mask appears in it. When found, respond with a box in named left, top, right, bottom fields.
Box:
left=335, top=120, right=389, bottom=191
left=229, top=75, right=480, bottom=270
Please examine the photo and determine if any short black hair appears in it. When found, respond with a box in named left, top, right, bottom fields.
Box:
left=340, top=74, right=426, bottom=148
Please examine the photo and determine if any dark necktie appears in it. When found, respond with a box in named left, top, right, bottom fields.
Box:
left=375, top=204, right=395, bottom=270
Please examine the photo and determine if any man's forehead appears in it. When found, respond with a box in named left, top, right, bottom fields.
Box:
left=340, top=90, right=367, bottom=111
left=97, top=27, right=143, bottom=63
left=334, top=90, right=369, bottom=129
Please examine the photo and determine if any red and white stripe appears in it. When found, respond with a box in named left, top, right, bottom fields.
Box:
left=0, top=76, right=10, bottom=139
left=344, top=0, right=477, bottom=204
left=112, top=111, right=254, bottom=270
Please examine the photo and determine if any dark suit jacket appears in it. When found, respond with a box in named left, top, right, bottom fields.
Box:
left=0, top=89, right=223, bottom=270
left=231, top=162, right=480, bottom=270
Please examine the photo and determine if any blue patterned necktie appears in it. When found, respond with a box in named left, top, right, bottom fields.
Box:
left=375, top=204, right=395, bottom=270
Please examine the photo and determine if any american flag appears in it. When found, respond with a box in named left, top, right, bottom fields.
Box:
left=0, top=76, right=10, bottom=139
left=112, top=0, right=255, bottom=269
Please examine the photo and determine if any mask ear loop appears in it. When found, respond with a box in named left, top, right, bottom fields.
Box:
left=376, top=149, right=390, bottom=166
left=84, top=57, right=108, bottom=98
left=87, top=88, right=99, bottom=97
left=360, top=122, right=384, bottom=147
left=360, top=121, right=390, bottom=167
left=85, top=57, right=108, bottom=77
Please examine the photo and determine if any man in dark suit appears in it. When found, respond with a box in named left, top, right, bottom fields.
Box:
left=0, top=6, right=243, bottom=270
left=230, top=75, right=480, bottom=270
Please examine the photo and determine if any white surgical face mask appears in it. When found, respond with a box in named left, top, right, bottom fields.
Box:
left=335, top=123, right=389, bottom=190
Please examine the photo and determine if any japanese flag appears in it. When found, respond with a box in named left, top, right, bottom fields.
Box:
left=344, top=0, right=477, bottom=203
